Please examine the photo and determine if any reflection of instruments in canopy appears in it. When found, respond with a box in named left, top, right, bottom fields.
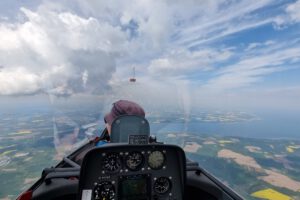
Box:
left=53, top=115, right=80, bottom=160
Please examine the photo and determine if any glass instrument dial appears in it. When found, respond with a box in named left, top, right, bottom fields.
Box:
left=93, top=181, right=115, bottom=200
left=102, top=153, right=121, bottom=172
left=125, top=151, right=144, bottom=171
left=154, top=177, right=171, bottom=194
left=148, top=151, right=165, bottom=169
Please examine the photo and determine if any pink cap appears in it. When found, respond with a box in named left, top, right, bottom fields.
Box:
left=104, top=100, right=145, bottom=125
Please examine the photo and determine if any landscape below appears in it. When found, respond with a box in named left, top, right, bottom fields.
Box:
left=0, top=109, right=299, bottom=200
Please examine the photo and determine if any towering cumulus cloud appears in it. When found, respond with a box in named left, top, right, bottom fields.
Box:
left=0, top=6, right=125, bottom=96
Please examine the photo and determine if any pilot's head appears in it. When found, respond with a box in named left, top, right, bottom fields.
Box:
left=104, top=100, right=145, bottom=134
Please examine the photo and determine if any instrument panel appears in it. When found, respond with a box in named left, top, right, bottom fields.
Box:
left=79, top=144, right=186, bottom=200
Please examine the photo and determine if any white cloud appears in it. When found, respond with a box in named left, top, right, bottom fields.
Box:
left=148, top=48, right=232, bottom=76
left=205, top=67, right=284, bottom=90
left=245, top=40, right=275, bottom=51
left=175, top=0, right=275, bottom=47
left=0, top=6, right=125, bottom=96
left=204, top=46, right=300, bottom=90
left=0, top=0, right=299, bottom=113
left=0, top=68, right=41, bottom=95
left=185, top=18, right=274, bottom=48
left=246, top=43, right=261, bottom=51
left=221, top=47, right=300, bottom=74
left=286, top=0, right=300, bottom=23
left=76, top=0, right=175, bottom=51
left=272, top=0, right=300, bottom=28
left=192, top=85, right=300, bottom=111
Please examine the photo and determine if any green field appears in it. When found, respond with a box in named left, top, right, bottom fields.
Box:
left=1, top=112, right=300, bottom=199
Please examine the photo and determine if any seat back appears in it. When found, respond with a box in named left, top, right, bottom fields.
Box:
left=110, top=115, right=150, bottom=143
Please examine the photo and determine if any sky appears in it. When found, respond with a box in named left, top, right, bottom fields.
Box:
left=0, top=0, right=300, bottom=112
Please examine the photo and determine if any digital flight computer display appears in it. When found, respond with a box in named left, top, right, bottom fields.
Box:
left=119, top=174, right=150, bottom=200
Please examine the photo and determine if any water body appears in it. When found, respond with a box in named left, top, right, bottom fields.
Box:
left=151, top=112, right=300, bottom=140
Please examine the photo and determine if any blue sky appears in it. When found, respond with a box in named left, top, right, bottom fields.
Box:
left=0, top=0, right=299, bottom=111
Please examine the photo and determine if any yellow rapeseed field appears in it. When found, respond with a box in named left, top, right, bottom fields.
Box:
left=218, top=140, right=234, bottom=144
left=286, top=145, right=300, bottom=153
left=251, top=188, right=292, bottom=200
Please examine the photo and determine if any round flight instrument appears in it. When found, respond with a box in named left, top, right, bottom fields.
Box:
left=125, top=151, right=144, bottom=171
left=93, top=181, right=115, bottom=200
left=154, top=177, right=172, bottom=194
left=102, top=153, right=121, bottom=172
left=148, top=151, right=165, bottom=169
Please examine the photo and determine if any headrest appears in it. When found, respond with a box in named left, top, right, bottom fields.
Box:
left=110, top=115, right=150, bottom=143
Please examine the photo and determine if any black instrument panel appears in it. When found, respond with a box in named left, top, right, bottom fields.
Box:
left=78, top=144, right=186, bottom=200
